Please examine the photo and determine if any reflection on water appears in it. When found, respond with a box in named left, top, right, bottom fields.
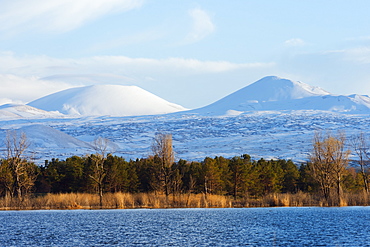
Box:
left=0, top=207, right=369, bottom=246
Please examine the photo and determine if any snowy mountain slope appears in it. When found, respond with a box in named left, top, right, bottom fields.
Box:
left=191, top=76, right=370, bottom=115
left=28, top=85, right=187, bottom=116
left=0, top=124, right=95, bottom=161
left=17, top=125, right=92, bottom=149
left=0, top=124, right=124, bottom=162
left=0, top=111, right=369, bottom=165
left=0, top=104, right=64, bottom=119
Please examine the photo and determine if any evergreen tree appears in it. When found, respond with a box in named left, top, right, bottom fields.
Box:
left=229, top=155, right=251, bottom=199
left=280, top=160, right=300, bottom=193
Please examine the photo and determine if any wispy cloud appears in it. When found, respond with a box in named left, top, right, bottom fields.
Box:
left=0, top=0, right=144, bottom=34
left=346, top=36, right=370, bottom=42
left=341, top=46, right=370, bottom=64
left=284, top=38, right=306, bottom=47
left=277, top=46, right=370, bottom=97
left=0, top=74, right=73, bottom=104
left=0, top=52, right=274, bottom=107
left=184, top=8, right=215, bottom=44
left=88, top=29, right=164, bottom=53
left=319, top=46, right=370, bottom=64
left=0, top=53, right=272, bottom=76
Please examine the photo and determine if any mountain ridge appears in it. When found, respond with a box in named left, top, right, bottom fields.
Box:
left=1, top=76, right=369, bottom=118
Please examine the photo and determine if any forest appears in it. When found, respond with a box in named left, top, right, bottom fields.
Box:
left=0, top=131, right=369, bottom=209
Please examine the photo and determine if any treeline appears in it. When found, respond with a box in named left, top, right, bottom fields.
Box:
left=34, top=154, right=365, bottom=197
left=0, top=131, right=369, bottom=209
left=1, top=152, right=367, bottom=202
left=35, top=155, right=303, bottom=196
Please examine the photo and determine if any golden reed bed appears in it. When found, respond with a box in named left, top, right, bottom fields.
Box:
left=1, top=192, right=369, bottom=210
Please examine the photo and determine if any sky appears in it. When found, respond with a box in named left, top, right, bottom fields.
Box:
left=1, top=0, right=370, bottom=108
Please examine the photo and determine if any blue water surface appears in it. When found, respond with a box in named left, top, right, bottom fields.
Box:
left=0, top=207, right=369, bottom=246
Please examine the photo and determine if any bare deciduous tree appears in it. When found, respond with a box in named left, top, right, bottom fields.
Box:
left=309, top=131, right=350, bottom=205
left=152, top=133, right=175, bottom=198
left=3, top=130, right=37, bottom=200
left=351, top=132, right=370, bottom=193
left=89, top=137, right=112, bottom=208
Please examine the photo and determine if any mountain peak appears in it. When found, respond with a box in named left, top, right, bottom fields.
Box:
left=244, top=76, right=329, bottom=102
left=28, top=84, right=187, bottom=116
left=192, top=76, right=370, bottom=114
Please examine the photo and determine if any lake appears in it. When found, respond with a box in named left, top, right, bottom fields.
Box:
left=0, top=207, right=369, bottom=246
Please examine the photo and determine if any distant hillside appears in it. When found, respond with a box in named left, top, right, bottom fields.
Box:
left=28, top=85, right=188, bottom=116
left=19, top=124, right=92, bottom=149
left=191, top=76, right=370, bottom=115
left=0, top=104, right=63, bottom=119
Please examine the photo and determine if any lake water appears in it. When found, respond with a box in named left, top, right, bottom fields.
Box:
left=0, top=207, right=369, bottom=246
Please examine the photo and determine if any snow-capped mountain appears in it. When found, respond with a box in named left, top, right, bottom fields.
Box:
left=191, top=76, right=370, bottom=115
left=1, top=76, right=370, bottom=164
left=28, top=84, right=187, bottom=116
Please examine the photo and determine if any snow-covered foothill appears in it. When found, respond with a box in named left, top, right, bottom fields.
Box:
left=0, top=104, right=64, bottom=119
left=28, top=84, right=188, bottom=116
left=17, top=125, right=92, bottom=149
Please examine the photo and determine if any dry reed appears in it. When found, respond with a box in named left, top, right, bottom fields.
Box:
left=0, top=191, right=369, bottom=210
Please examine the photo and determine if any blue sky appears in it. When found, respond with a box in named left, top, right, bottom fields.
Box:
left=1, top=0, right=370, bottom=108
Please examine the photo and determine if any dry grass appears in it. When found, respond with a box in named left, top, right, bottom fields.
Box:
left=0, top=192, right=233, bottom=210
left=342, top=191, right=370, bottom=206
left=232, top=192, right=316, bottom=208
left=0, top=191, right=369, bottom=210
left=260, top=192, right=317, bottom=207
left=232, top=191, right=370, bottom=207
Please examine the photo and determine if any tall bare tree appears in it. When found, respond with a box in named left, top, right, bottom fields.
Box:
left=152, top=133, right=175, bottom=198
left=309, top=131, right=350, bottom=205
left=351, top=132, right=370, bottom=193
left=2, top=130, right=37, bottom=199
left=89, top=137, right=112, bottom=208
